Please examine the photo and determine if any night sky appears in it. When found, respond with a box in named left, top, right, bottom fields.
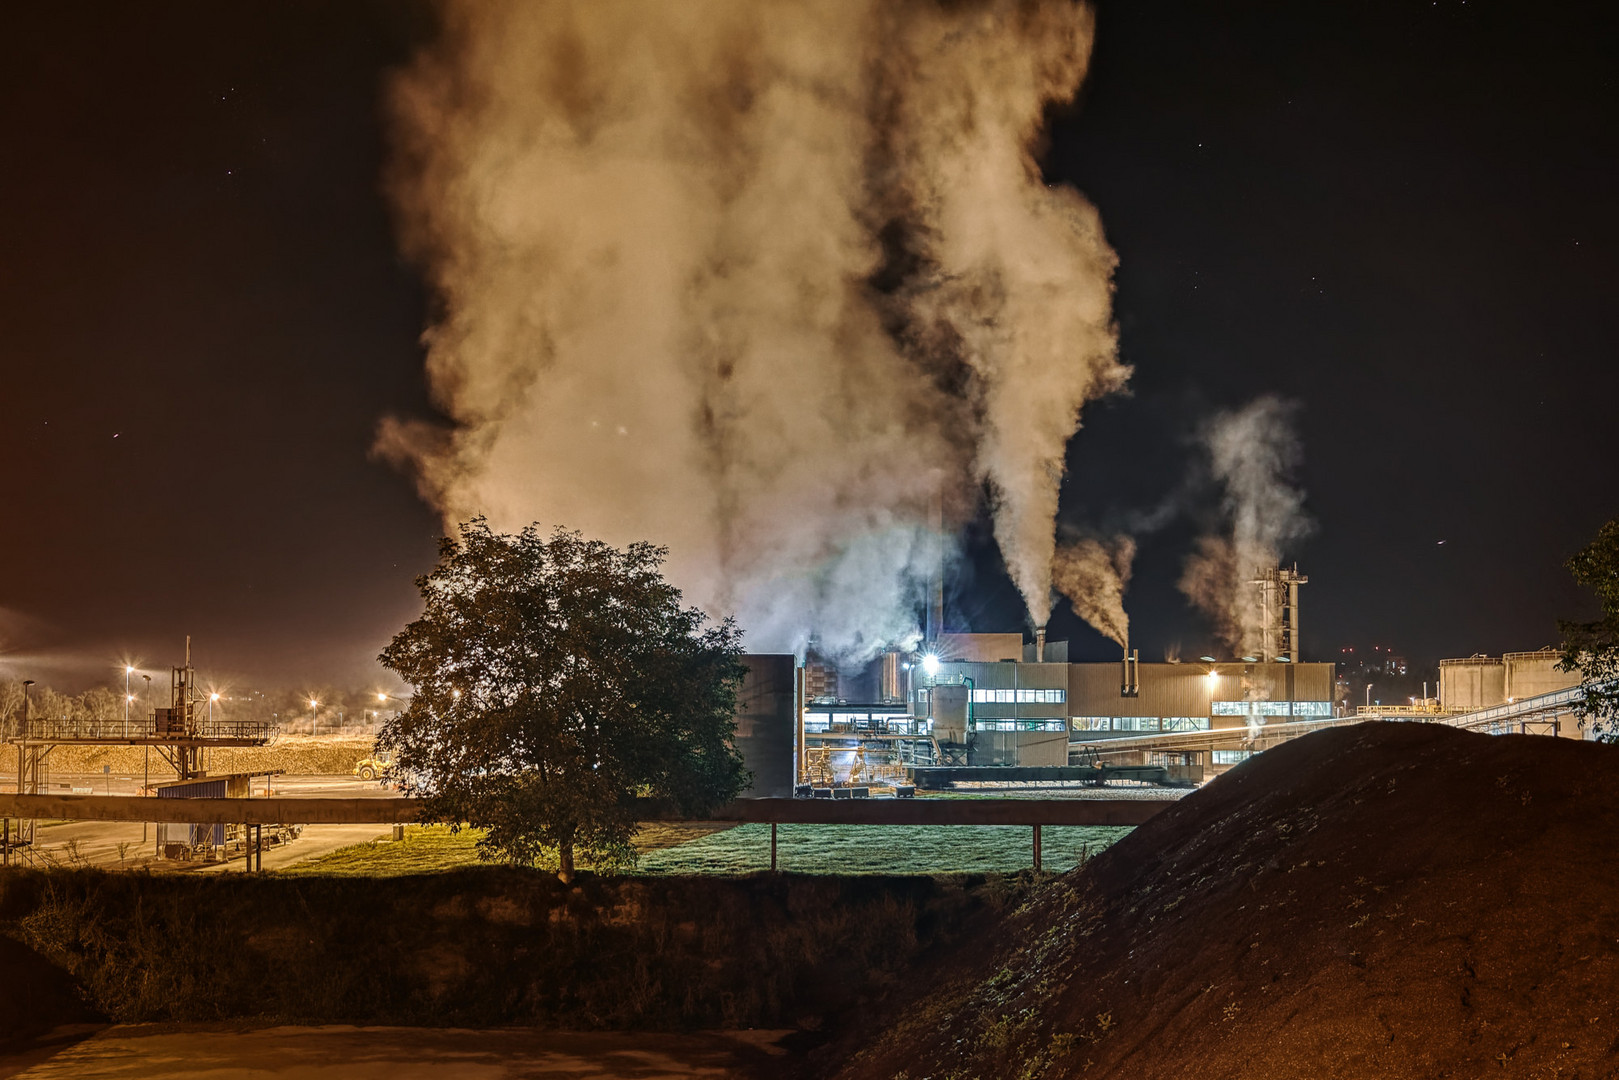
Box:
left=2, top=1, right=1614, bottom=690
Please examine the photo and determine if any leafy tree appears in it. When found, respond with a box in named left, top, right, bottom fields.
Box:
left=1558, top=517, right=1619, bottom=741
left=377, top=519, right=749, bottom=882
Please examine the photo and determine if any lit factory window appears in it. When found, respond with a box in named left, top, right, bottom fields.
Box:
left=1211, top=701, right=1331, bottom=717
left=974, top=719, right=1067, bottom=732
left=1212, top=750, right=1255, bottom=764
left=970, top=688, right=1065, bottom=704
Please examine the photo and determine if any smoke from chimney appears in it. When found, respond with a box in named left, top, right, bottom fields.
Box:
left=376, top=0, right=1125, bottom=660
left=1051, top=534, right=1134, bottom=646
left=1178, top=396, right=1312, bottom=657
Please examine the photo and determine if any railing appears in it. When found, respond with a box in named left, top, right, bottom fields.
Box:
left=17, top=717, right=276, bottom=744
left=0, top=793, right=1174, bottom=873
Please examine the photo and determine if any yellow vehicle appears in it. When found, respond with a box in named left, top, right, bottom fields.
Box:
left=353, top=755, right=392, bottom=781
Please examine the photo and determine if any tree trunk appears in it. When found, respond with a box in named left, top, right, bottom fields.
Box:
left=557, top=840, right=575, bottom=884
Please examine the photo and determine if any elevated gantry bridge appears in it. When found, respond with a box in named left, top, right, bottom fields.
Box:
left=1072, top=681, right=1605, bottom=760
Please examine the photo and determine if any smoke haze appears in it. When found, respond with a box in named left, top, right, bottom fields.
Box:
left=378, top=0, right=1124, bottom=659
left=1179, top=396, right=1312, bottom=656
left=1051, top=534, right=1134, bottom=646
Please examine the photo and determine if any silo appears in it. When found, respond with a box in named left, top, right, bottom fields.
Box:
left=733, top=654, right=796, bottom=797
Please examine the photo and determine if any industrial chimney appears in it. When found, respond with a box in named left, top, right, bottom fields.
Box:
left=1035, top=625, right=1046, bottom=663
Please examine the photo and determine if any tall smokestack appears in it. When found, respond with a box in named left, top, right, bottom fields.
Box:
left=1035, top=625, right=1046, bottom=663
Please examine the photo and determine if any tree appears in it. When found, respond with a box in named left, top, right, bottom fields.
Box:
left=1558, top=517, right=1619, bottom=741
left=377, top=519, right=749, bottom=882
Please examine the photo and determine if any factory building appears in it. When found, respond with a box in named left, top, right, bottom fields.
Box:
left=735, top=646, right=1336, bottom=791
left=915, top=639, right=1334, bottom=768
left=728, top=563, right=1337, bottom=790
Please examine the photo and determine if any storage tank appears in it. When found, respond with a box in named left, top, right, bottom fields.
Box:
left=733, top=654, right=796, bottom=797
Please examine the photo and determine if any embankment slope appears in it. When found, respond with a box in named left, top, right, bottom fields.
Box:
left=833, top=722, right=1619, bottom=1080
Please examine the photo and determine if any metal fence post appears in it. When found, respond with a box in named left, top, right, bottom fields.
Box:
left=770, top=822, right=778, bottom=872
left=1033, top=823, right=1042, bottom=872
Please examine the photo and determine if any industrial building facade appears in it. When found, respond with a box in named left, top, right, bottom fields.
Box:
left=736, top=634, right=1337, bottom=789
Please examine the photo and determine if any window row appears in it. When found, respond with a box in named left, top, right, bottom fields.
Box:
left=973, top=719, right=1068, bottom=732
left=1210, top=700, right=1332, bottom=717
left=972, top=688, right=1066, bottom=703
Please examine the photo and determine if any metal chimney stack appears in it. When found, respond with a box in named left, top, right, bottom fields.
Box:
left=1035, top=625, right=1046, bottom=663
left=1121, top=645, right=1140, bottom=697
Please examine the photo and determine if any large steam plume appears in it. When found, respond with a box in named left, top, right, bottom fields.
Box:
left=1052, top=534, right=1134, bottom=646
left=378, top=0, right=1124, bottom=658
left=1179, top=396, right=1312, bottom=656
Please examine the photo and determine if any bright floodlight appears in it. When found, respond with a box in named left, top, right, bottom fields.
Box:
left=210, top=693, right=220, bottom=702
left=377, top=692, right=388, bottom=702
left=452, top=688, right=462, bottom=699
left=1206, top=669, right=1219, bottom=682
left=309, top=699, right=318, bottom=708
left=922, top=654, right=941, bottom=677
left=126, top=694, right=135, bottom=703
left=126, top=666, right=134, bottom=674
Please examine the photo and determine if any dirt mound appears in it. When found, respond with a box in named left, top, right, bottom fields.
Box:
left=832, top=723, right=1619, bottom=1080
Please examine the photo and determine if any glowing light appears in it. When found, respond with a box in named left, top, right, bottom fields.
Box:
left=922, top=654, right=940, bottom=677
left=377, top=692, right=388, bottom=703
left=125, top=666, right=135, bottom=675
left=309, top=699, right=318, bottom=709
left=210, top=693, right=220, bottom=702
left=1206, top=670, right=1219, bottom=683
left=452, top=689, right=462, bottom=699
left=126, top=695, right=135, bottom=703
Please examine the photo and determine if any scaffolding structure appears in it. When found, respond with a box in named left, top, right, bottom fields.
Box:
left=3, top=640, right=275, bottom=865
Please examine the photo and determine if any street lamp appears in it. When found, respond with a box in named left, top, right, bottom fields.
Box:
left=142, top=674, right=152, bottom=722
left=209, top=692, right=220, bottom=724
left=309, top=698, right=319, bottom=735
left=1365, top=683, right=1373, bottom=708
left=124, top=666, right=134, bottom=724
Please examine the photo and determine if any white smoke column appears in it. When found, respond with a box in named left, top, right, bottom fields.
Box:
left=1051, top=535, right=1134, bottom=646
left=379, top=0, right=1123, bottom=658
left=1179, top=396, right=1312, bottom=656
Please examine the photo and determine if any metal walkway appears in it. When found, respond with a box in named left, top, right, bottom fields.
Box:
left=1070, top=681, right=1608, bottom=759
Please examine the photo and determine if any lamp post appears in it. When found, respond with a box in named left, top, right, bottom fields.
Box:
left=1365, top=683, right=1373, bottom=709
left=209, top=692, right=219, bottom=724
left=124, top=666, right=134, bottom=724
left=142, top=674, right=152, bottom=719
left=21, top=680, right=34, bottom=739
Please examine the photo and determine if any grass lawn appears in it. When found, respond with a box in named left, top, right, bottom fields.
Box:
left=279, top=821, right=1129, bottom=876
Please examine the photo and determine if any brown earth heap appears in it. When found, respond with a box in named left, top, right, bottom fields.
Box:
left=832, top=723, right=1619, bottom=1080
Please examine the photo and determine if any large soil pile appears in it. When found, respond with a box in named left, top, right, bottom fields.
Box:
left=833, top=723, right=1619, bottom=1080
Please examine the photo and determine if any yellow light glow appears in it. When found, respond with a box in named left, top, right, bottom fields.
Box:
left=378, top=692, right=388, bottom=702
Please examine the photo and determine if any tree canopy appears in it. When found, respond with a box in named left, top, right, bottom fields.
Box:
left=1558, top=517, right=1619, bottom=740
left=377, top=519, right=749, bottom=881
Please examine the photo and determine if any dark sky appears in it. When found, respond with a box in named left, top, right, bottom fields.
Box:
left=2, top=1, right=1615, bottom=690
